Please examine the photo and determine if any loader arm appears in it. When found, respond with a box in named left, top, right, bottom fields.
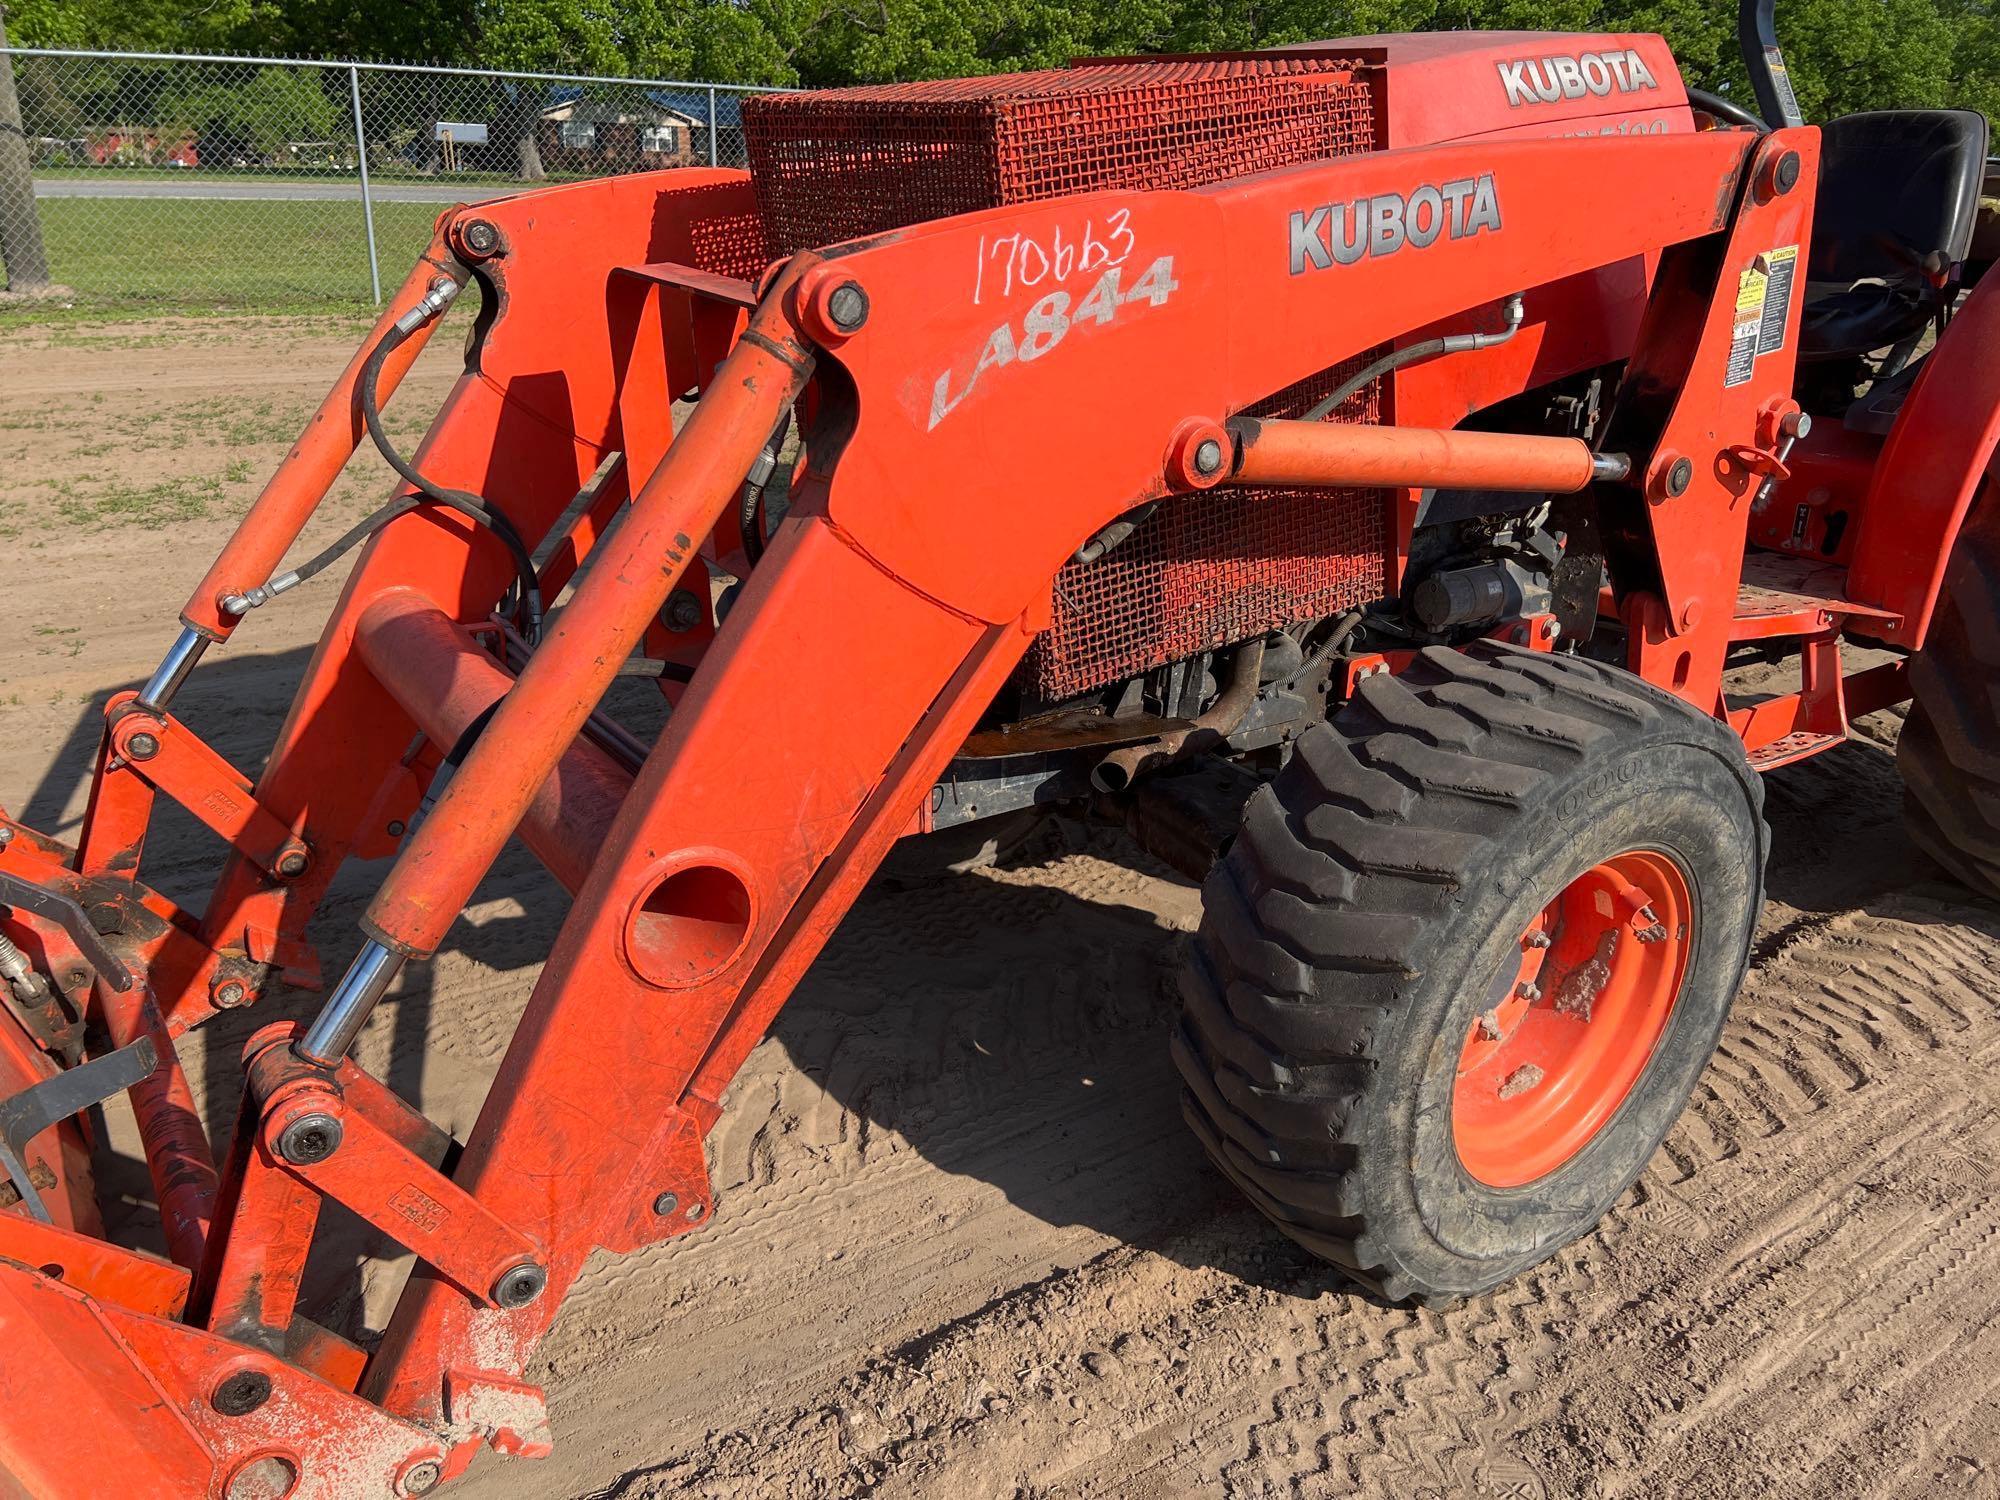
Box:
left=0, top=114, right=1818, bottom=1495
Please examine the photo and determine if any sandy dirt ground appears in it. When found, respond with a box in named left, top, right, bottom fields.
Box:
left=1, top=317, right=1997, bottom=1500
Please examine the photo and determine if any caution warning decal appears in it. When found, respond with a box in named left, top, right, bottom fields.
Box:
left=1724, top=244, right=1799, bottom=387
left=1726, top=260, right=1769, bottom=387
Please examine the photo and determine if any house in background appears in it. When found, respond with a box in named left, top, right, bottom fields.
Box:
left=536, top=95, right=702, bottom=172
left=86, top=128, right=199, bottom=167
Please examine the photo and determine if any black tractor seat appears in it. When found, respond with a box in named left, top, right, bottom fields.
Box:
left=1799, top=109, right=1989, bottom=362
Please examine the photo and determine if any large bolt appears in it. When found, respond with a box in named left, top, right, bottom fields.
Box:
left=1664, top=457, right=1694, bottom=498
left=492, top=1262, right=547, bottom=1309
left=460, top=219, right=502, bottom=258
left=400, top=1460, right=444, bottom=1497
left=126, top=732, right=160, bottom=761
left=662, top=590, right=704, bottom=633
left=211, top=1369, right=273, bottom=1417
left=275, top=850, right=310, bottom=879
left=1774, top=150, right=1801, bottom=194
left=652, top=1191, right=679, bottom=1218
left=277, top=1112, right=343, bottom=1166
left=1193, top=438, right=1224, bottom=476
left=213, top=980, right=249, bottom=1009
left=825, top=281, right=870, bottom=333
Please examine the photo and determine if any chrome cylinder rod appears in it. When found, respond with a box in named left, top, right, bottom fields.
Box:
left=137, top=625, right=210, bottom=712
left=295, top=939, right=405, bottom=1065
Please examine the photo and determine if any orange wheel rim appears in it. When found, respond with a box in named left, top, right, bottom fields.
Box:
left=1451, top=849, right=1694, bottom=1189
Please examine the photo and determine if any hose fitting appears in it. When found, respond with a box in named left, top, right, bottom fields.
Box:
left=393, top=275, right=461, bottom=337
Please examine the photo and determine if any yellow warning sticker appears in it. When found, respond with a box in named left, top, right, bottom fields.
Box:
left=1726, top=261, right=1769, bottom=387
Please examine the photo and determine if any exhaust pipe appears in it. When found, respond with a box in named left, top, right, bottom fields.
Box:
left=1092, top=638, right=1266, bottom=793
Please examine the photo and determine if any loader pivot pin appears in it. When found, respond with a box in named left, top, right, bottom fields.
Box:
left=493, top=1262, right=548, bottom=1308
left=277, top=1111, right=343, bottom=1166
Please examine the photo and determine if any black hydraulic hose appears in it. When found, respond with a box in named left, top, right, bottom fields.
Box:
left=1687, top=87, right=1770, bottom=133
left=739, top=408, right=793, bottom=569
left=1302, top=294, right=1525, bottom=424
left=359, top=320, right=545, bottom=640
left=223, top=494, right=426, bottom=613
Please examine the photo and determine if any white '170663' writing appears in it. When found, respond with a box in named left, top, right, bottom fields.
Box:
left=929, top=257, right=1180, bottom=430
left=973, top=210, right=1136, bottom=305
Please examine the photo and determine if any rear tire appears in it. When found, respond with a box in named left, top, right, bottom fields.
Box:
left=1174, top=643, right=1767, bottom=1302
left=1899, top=495, right=2000, bottom=897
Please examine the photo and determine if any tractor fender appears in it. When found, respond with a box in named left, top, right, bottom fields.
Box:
left=1847, top=269, right=2000, bottom=648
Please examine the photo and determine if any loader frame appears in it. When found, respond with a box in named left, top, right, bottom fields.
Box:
left=0, top=110, right=1969, bottom=1496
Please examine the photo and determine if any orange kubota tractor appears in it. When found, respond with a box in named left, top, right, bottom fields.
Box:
left=0, top=1, right=1994, bottom=1492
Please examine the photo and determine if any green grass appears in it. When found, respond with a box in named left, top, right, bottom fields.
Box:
left=2, top=196, right=445, bottom=315
left=31, top=164, right=589, bottom=190
left=49, top=475, right=224, bottom=529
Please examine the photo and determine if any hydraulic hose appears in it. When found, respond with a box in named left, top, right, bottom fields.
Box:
left=1302, top=294, right=1526, bottom=424
left=1687, top=87, right=1770, bottom=133
left=359, top=312, right=545, bottom=640
left=223, top=275, right=548, bottom=639
left=739, top=409, right=793, bottom=568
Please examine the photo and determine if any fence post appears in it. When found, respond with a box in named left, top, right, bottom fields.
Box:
left=350, top=63, right=382, bottom=305
left=708, top=86, right=719, bottom=168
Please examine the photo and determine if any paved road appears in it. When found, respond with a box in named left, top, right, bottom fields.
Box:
left=33, top=177, right=518, bottom=203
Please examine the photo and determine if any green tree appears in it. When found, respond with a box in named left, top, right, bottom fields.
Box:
left=157, top=64, right=341, bottom=163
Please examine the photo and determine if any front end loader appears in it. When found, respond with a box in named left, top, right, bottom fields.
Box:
left=0, top=1, right=1993, bottom=1492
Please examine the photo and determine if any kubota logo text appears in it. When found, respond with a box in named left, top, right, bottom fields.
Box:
left=1289, top=174, right=1501, bottom=275
left=1497, top=49, right=1659, bottom=107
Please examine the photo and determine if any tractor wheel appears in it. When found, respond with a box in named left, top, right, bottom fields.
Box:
left=1173, top=643, right=1767, bottom=1302
left=1899, top=495, right=2000, bottom=898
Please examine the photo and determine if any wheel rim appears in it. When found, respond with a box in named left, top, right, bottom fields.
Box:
left=1451, top=849, right=1694, bottom=1189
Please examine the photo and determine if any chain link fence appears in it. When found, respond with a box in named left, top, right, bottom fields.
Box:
left=0, top=47, right=775, bottom=310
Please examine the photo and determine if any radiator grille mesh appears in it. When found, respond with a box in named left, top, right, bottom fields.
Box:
left=1029, top=360, right=1388, bottom=700
left=743, top=56, right=1388, bottom=698
left=746, top=57, right=1378, bottom=254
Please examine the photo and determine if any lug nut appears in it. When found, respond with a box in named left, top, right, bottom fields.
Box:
left=492, top=1262, right=548, bottom=1309
left=1517, top=982, right=1542, bottom=1002
left=277, top=1111, right=343, bottom=1166
left=1525, top=929, right=1553, bottom=949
